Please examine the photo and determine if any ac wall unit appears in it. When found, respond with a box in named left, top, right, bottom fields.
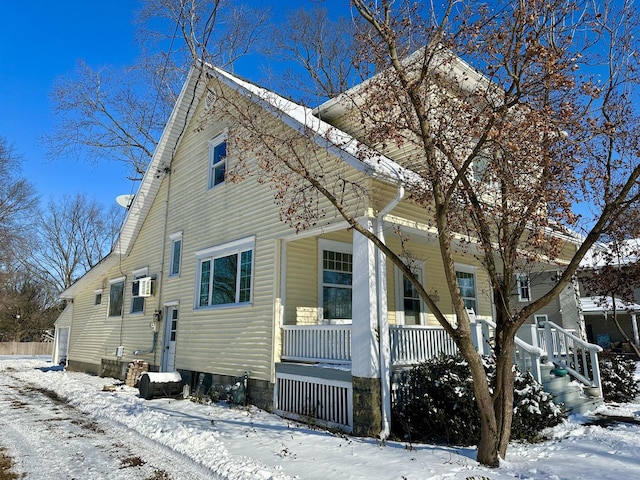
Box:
left=133, top=277, right=154, bottom=297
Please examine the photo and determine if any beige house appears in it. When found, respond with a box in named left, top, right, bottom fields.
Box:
left=55, top=63, right=602, bottom=436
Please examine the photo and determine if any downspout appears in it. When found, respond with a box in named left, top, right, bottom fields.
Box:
left=376, top=183, right=405, bottom=440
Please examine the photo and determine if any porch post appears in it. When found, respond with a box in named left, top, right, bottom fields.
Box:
left=632, top=313, right=639, bottom=346
left=351, top=218, right=381, bottom=436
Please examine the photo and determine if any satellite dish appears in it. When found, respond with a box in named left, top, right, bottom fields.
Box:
left=116, top=194, right=135, bottom=209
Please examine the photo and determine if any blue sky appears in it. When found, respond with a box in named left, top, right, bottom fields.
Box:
left=0, top=0, right=353, bottom=209
left=0, top=1, right=142, bottom=207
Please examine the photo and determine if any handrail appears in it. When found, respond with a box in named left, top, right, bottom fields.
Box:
left=474, top=317, right=543, bottom=382
left=540, top=320, right=602, bottom=390
left=476, top=317, right=545, bottom=355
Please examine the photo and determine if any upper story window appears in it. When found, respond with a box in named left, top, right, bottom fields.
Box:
left=108, top=277, right=125, bottom=317
left=208, top=133, right=227, bottom=189
left=455, top=266, right=477, bottom=313
left=94, top=289, right=103, bottom=305
left=169, top=232, right=183, bottom=277
left=131, top=268, right=149, bottom=314
left=320, top=240, right=353, bottom=323
left=517, top=273, right=531, bottom=302
left=196, top=237, right=254, bottom=309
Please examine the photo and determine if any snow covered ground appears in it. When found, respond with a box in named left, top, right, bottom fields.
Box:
left=1, top=356, right=640, bottom=480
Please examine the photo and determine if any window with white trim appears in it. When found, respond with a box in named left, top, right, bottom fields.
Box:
left=517, top=273, right=531, bottom=302
left=108, top=278, right=125, bottom=317
left=196, top=237, right=254, bottom=308
left=455, top=266, right=477, bottom=313
left=534, top=314, right=548, bottom=327
left=169, top=232, right=183, bottom=277
left=131, top=268, right=149, bottom=314
left=396, top=266, right=425, bottom=325
left=94, top=289, right=103, bottom=305
left=320, top=240, right=353, bottom=322
left=208, top=133, right=227, bottom=189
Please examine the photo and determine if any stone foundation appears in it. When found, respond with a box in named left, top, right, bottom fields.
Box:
left=179, top=370, right=274, bottom=412
left=352, top=376, right=382, bottom=437
left=100, top=359, right=128, bottom=380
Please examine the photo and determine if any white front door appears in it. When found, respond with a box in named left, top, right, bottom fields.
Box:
left=161, top=306, right=178, bottom=372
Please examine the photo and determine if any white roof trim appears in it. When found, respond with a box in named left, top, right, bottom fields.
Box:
left=210, top=66, right=419, bottom=186
left=60, top=66, right=207, bottom=299
left=581, top=296, right=640, bottom=313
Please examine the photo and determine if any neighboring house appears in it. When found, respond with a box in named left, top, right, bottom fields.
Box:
left=579, top=240, right=640, bottom=349
left=510, top=270, right=583, bottom=333
left=55, top=62, right=599, bottom=436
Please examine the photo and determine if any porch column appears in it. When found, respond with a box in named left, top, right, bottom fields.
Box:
left=351, top=218, right=381, bottom=436
left=632, top=314, right=639, bottom=346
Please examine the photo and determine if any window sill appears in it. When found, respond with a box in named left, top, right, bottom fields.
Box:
left=194, top=302, right=252, bottom=311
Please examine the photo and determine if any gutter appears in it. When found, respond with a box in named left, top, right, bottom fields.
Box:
left=375, top=184, right=405, bottom=440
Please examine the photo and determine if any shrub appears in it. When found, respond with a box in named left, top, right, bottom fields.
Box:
left=599, top=354, right=639, bottom=403
left=393, top=353, right=565, bottom=446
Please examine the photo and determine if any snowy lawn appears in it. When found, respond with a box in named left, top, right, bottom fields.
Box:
left=1, top=356, right=640, bottom=480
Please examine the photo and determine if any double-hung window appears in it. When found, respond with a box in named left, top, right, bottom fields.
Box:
left=196, top=237, right=254, bottom=308
left=455, top=266, right=478, bottom=313
left=397, top=266, right=425, bottom=325
left=320, top=240, right=353, bottom=322
left=208, top=133, right=227, bottom=189
left=108, top=277, right=125, bottom=317
left=517, top=273, right=531, bottom=302
left=169, top=232, right=183, bottom=277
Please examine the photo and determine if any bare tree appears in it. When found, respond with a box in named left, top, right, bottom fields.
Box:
left=42, top=61, right=177, bottom=180
left=29, top=194, right=124, bottom=295
left=0, top=266, right=60, bottom=342
left=42, top=0, right=269, bottom=181
left=264, top=6, right=367, bottom=103
left=207, top=0, right=640, bottom=466
left=0, top=137, right=38, bottom=262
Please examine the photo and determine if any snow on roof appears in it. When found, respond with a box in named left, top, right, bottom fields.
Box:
left=581, top=239, right=640, bottom=268
left=211, top=66, right=420, bottom=186
left=581, top=296, right=640, bottom=313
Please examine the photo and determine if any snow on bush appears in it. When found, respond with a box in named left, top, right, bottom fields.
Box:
left=599, top=354, right=640, bottom=403
left=393, top=353, right=565, bottom=446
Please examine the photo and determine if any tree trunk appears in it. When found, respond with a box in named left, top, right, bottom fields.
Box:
left=611, top=313, right=640, bottom=358
left=458, top=337, right=500, bottom=467
left=495, top=338, right=516, bottom=458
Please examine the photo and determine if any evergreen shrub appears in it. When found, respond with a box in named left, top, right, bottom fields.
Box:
left=393, top=353, right=565, bottom=446
left=599, top=354, right=639, bottom=403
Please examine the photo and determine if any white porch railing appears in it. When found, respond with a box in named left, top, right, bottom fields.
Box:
left=279, top=320, right=601, bottom=389
left=389, top=325, right=458, bottom=366
left=536, top=327, right=576, bottom=357
left=540, top=320, right=603, bottom=389
left=474, top=318, right=544, bottom=383
left=281, top=325, right=352, bottom=364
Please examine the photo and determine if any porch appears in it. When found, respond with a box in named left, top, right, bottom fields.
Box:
left=274, top=319, right=603, bottom=432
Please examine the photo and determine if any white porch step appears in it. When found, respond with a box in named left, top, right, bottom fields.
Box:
left=540, top=366, right=604, bottom=415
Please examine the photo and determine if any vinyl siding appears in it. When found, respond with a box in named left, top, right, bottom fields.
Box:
left=64, top=78, right=375, bottom=384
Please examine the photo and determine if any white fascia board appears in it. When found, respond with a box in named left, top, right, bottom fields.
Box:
left=210, top=66, right=421, bottom=187
left=59, top=254, right=118, bottom=299
left=113, top=67, right=206, bottom=257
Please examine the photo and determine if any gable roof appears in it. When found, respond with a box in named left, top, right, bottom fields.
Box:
left=60, top=67, right=207, bottom=299
left=210, top=66, right=415, bottom=185
left=60, top=65, right=410, bottom=299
